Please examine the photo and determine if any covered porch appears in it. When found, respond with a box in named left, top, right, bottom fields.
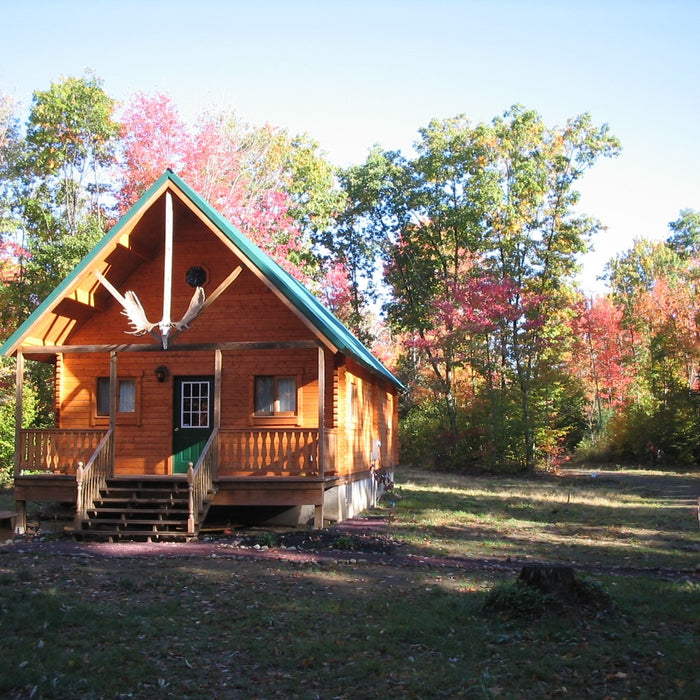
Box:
left=13, top=425, right=340, bottom=538
left=11, top=340, right=338, bottom=537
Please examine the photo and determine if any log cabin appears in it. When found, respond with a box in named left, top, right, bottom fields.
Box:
left=1, top=170, right=402, bottom=540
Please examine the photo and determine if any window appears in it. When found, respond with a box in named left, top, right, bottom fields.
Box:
left=254, top=376, right=297, bottom=416
left=96, top=378, right=137, bottom=416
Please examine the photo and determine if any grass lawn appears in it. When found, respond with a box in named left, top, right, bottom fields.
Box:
left=0, top=466, right=698, bottom=699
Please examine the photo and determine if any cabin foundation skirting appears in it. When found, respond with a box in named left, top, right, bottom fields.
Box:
left=323, top=469, right=394, bottom=524
left=210, top=469, right=395, bottom=527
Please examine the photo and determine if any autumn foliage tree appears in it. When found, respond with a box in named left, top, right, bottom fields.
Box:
left=118, top=92, right=342, bottom=283
left=584, top=229, right=700, bottom=464
left=568, top=295, right=633, bottom=431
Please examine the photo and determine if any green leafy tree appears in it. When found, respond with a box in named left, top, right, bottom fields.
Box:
left=482, top=107, right=620, bottom=467
left=0, top=93, right=25, bottom=338
left=324, top=148, right=397, bottom=341
left=355, top=107, right=619, bottom=469
left=0, top=93, right=22, bottom=227
left=667, top=208, right=700, bottom=259
left=1, top=73, right=120, bottom=434
left=11, top=72, right=120, bottom=320
left=607, top=238, right=682, bottom=303
left=0, top=360, right=43, bottom=483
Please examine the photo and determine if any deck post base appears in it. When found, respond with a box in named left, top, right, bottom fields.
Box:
left=13, top=500, right=26, bottom=534
left=313, top=502, right=324, bottom=529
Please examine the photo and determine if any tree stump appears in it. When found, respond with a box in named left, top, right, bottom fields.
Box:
left=519, top=564, right=579, bottom=601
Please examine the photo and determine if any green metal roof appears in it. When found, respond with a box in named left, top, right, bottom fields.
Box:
left=1, top=170, right=404, bottom=390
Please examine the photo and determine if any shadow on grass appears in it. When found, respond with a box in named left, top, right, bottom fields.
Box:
left=390, top=519, right=698, bottom=572
left=389, top=468, right=700, bottom=571
left=393, top=483, right=697, bottom=530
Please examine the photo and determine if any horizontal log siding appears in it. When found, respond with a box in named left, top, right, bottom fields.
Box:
left=337, top=359, right=399, bottom=475
left=67, top=223, right=315, bottom=349
left=60, top=352, right=215, bottom=475
left=220, top=348, right=319, bottom=429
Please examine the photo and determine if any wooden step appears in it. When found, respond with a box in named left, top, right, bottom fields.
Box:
left=87, top=508, right=189, bottom=520
left=102, top=480, right=188, bottom=489
left=94, top=497, right=188, bottom=506
left=79, top=475, right=215, bottom=542
left=99, top=489, right=188, bottom=500
left=105, top=477, right=187, bottom=485
left=82, top=517, right=189, bottom=530
left=98, top=490, right=189, bottom=503
left=84, top=517, right=187, bottom=525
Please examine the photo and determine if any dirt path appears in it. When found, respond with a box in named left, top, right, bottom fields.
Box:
left=3, top=533, right=697, bottom=581
left=3, top=510, right=699, bottom=582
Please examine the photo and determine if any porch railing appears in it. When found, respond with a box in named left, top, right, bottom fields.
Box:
left=187, top=428, right=218, bottom=535
left=74, top=429, right=114, bottom=526
left=217, top=428, right=322, bottom=476
left=18, top=429, right=107, bottom=477
left=16, top=427, right=337, bottom=482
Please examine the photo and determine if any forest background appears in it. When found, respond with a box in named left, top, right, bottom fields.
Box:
left=0, top=72, right=698, bottom=478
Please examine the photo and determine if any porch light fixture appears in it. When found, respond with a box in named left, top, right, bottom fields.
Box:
left=155, top=365, right=169, bottom=383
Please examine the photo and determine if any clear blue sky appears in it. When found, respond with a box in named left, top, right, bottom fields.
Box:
left=1, top=0, right=698, bottom=293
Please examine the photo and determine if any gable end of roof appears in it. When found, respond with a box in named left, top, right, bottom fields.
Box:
left=1, top=170, right=404, bottom=391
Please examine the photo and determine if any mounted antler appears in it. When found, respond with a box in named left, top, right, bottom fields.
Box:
left=93, top=270, right=157, bottom=337
left=174, top=287, right=206, bottom=331
left=122, top=290, right=158, bottom=336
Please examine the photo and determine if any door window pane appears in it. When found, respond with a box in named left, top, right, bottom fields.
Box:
left=181, top=381, right=210, bottom=428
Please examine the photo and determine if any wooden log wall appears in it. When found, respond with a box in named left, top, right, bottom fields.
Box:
left=335, top=358, right=399, bottom=476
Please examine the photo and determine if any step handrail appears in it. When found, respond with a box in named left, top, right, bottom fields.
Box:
left=187, top=428, right=218, bottom=535
left=75, top=429, right=114, bottom=527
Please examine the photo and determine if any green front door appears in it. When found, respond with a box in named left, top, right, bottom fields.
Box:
left=173, top=376, right=214, bottom=474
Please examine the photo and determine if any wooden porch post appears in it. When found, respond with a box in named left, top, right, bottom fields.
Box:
left=108, top=351, right=117, bottom=476
left=14, top=351, right=26, bottom=533
left=314, top=345, right=326, bottom=529
left=109, top=351, right=118, bottom=433
left=214, top=349, right=222, bottom=429
left=214, top=349, right=222, bottom=474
